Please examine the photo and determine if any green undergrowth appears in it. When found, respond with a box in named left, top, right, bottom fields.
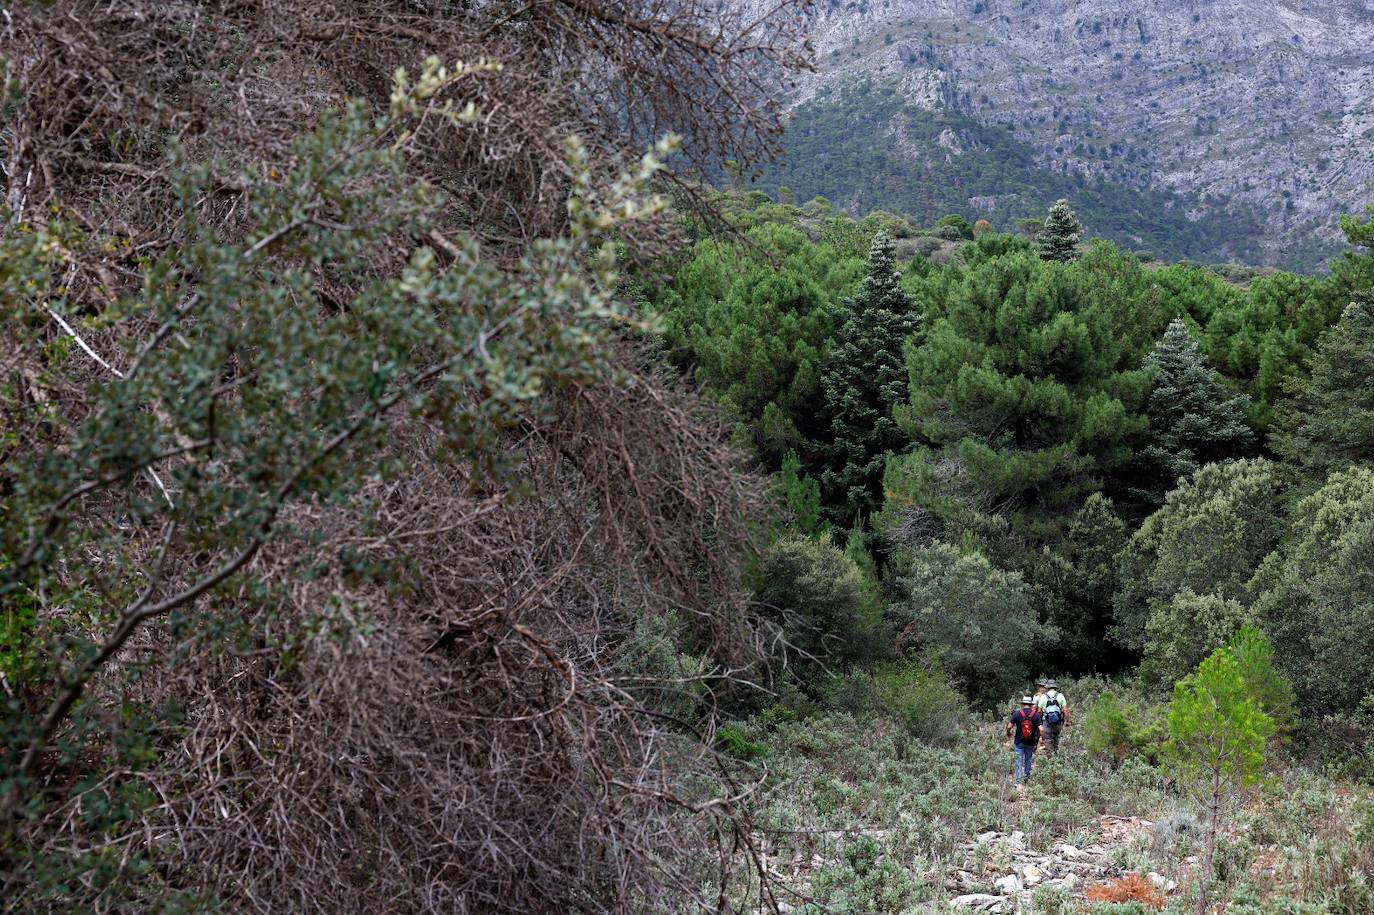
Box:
left=729, top=682, right=1374, bottom=914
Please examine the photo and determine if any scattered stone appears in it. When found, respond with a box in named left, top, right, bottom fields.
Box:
left=1148, top=872, right=1166, bottom=890
left=1062, top=873, right=1080, bottom=891
left=976, top=830, right=1001, bottom=844
left=777, top=904, right=794, bottom=914
left=994, top=873, right=1021, bottom=894
left=949, top=893, right=1004, bottom=911
left=1009, top=830, right=1026, bottom=848
left=1054, top=843, right=1084, bottom=859
left=1022, top=864, right=1044, bottom=886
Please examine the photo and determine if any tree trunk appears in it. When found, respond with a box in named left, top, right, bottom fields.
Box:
left=1197, top=768, right=1222, bottom=915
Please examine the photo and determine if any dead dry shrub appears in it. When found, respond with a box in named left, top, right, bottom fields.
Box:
left=1086, top=872, right=1167, bottom=910
left=0, top=0, right=813, bottom=911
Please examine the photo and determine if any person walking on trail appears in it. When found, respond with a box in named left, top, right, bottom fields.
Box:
left=1007, top=696, right=1042, bottom=785
left=1035, top=679, right=1069, bottom=755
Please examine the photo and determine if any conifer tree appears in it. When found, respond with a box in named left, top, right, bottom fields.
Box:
left=1165, top=649, right=1274, bottom=915
left=1271, top=297, right=1374, bottom=473
left=1138, top=319, right=1254, bottom=499
left=893, top=243, right=1155, bottom=546
left=816, top=232, right=919, bottom=528
left=1037, top=198, right=1082, bottom=262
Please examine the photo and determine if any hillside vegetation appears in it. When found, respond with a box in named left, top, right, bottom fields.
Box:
left=4, top=2, right=1374, bottom=913
left=643, top=190, right=1374, bottom=913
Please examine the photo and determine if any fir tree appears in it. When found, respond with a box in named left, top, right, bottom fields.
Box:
left=816, top=232, right=919, bottom=528
left=1037, top=198, right=1082, bottom=262
left=1138, top=319, right=1254, bottom=501
left=1271, top=297, right=1374, bottom=473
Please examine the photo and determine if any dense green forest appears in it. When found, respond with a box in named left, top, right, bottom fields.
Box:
left=646, top=190, right=1372, bottom=694
left=640, top=192, right=1374, bottom=911
left=752, top=80, right=1339, bottom=270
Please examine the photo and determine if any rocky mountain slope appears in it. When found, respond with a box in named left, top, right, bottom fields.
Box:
left=759, top=0, right=1374, bottom=268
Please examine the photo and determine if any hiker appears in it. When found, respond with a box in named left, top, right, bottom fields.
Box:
left=1035, top=678, right=1069, bottom=755
left=1006, top=696, right=1042, bottom=785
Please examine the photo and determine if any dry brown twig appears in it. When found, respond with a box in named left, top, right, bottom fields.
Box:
left=1, top=0, right=814, bottom=911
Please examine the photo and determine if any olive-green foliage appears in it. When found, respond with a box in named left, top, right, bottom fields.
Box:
left=1059, top=494, right=1131, bottom=666
left=649, top=218, right=865, bottom=466
left=1250, top=467, right=1374, bottom=717
left=1138, top=319, right=1254, bottom=503
left=871, top=656, right=970, bottom=746
left=1141, top=591, right=1252, bottom=688
left=938, top=213, right=976, bottom=240
left=887, top=543, right=1050, bottom=708
left=1038, top=199, right=1082, bottom=263
left=815, top=232, right=919, bottom=528
left=1083, top=690, right=1165, bottom=765
left=1271, top=297, right=1374, bottom=474
left=1114, top=459, right=1285, bottom=652
left=754, top=537, right=882, bottom=677
left=862, top=209, right=917, bottom=238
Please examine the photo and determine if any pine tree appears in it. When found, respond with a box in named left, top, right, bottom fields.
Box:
left=1138, top=319, right=1254, bottom=500
left=1165, top=649, right=1274, bottom=915
left=893, top=242, right=1155, bottom=544
left=1272, top=297, right=1374, bottom=473
left=1037, top=198, right=1082, bottom=262
left=816, top=232, right=919, bottom=529
left=776, top=450, right=825, bottom=537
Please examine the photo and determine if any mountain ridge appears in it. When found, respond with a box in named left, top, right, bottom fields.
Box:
left=757, top=0, right=1374, bottom=268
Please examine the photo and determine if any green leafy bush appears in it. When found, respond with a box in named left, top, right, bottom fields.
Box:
left=1083, top=690, right=1164, bottom=765
left=716, top=726, right=766, bottom=761
left=887, top=543, right=1051, bottom=708
left=754, top=536, right=884, bottom=678
left=871, top=656, right=970, bottom=745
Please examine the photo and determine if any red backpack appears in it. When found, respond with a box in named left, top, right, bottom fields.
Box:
left=1017, top=710, right=1036, bottom=742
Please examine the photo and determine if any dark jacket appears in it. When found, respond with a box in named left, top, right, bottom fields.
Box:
left=1010, top=708, right=1042, bottom=746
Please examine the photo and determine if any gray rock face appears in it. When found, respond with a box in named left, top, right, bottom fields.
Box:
left=772, top=0, right=1374, bottom=264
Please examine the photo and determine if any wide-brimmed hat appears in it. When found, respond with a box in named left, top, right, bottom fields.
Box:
left=1035, top=678, right=1050, bottom=688
left=1045, top=679, right=1059, bottom=689
left=1020, top=696, right=1034, bottom=705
